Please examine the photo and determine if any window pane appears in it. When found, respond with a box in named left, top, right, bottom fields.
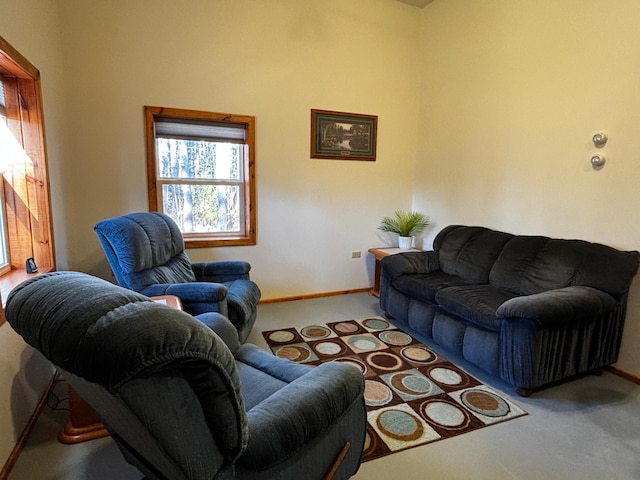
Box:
left=157, top=138, right=241, bottom=180
left=161, top=183, right=241, bottom=234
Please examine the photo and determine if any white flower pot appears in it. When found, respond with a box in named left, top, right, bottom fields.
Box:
left=398, top=236, right=412, bottom=249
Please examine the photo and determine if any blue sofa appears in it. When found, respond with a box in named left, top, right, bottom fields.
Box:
left=6, top=272, right=366, bottom=480
left=380, top=225, right=640, bottom=395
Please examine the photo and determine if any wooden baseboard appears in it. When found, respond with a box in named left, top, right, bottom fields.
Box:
left=605, top=365, right=640, bottom=385
left=0, top=371, right=58, bottom=480
left=259, top=287, right=370, bottom=304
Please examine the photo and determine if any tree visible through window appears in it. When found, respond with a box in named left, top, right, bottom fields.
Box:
left=145, top=107, right=256, bottom=247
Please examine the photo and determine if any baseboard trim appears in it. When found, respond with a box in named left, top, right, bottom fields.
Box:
left=606, top=365, right=640, bottom=385
left=259, top=287, right=370, bottom=304
left=0, top=371, right=58, bottom=480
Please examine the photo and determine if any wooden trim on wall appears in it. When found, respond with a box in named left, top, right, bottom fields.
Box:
left=259, top=287, right=370, bottom=304
left=606, top=365, right=640, bottom=386
left=0, top=36, right=39, bottom=79
left=0, top=372, right=57, bottom=480
left=17, top=77, right=54, bottom=271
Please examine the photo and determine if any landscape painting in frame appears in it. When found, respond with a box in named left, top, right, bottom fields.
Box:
left=311, top=109, right=377, bottom=161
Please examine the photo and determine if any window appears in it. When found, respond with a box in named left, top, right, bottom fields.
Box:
left=0, top=34, right=55, bottom=302
left=144, top=106, right=256, bottom=247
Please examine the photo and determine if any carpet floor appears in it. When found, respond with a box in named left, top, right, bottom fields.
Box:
left=262, top=316, right=527, bottom=462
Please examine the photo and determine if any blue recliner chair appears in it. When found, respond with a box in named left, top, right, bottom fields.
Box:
left=94, top=212, right=261, bottom=343
left=6, top=272, right=366, bottom=480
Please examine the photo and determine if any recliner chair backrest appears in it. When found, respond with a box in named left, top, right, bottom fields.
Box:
left=94, top=212, right=196, bottom=292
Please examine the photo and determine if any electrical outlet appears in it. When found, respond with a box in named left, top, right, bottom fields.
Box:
left=351, top=251, right=361, bottom=259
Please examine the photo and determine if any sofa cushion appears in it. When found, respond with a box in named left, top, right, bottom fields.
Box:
left=393, top=271, right=469, bottom=304
left=490, top=236, right=640, bottom=298
left=435, top=285, right=517, bottom=332
left=434, top=225, right=513, bottom=284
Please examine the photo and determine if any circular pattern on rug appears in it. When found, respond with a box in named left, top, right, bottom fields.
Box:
left=400, top=345, right=437, bottom=364
left=275, top=345, right=310, bottom=362
left=390, top=372, right=435, bottom=397
left=378, top=330, right=412, bottom=346
left=461, top=389, right=511, bottom=418
left=313, top=340, right=347, bottom=356
left=362, top=317, right=390, bottom=330
left=335, top=357, right=368, bottom=375
left=429, top=366, right=464, bottom=386
left=300, top=325, right=332, bottom=339
left=267, top=330, right=295, bottom=343
left=364, top=380, right=394, bottom=407
left=333, top=322, right=360, bottom=334
left=347, top=335, right=383, bottom=351
left=366, top=352, right=403, bottom=371
left=420, top=400, right=471, bottom=430
left=376, top=408, right=424, bottom=441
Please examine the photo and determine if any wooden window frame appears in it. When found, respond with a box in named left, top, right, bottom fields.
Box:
left=0, top=35, right=55, bottom=313
left=144, top=106, right=256, bottom=248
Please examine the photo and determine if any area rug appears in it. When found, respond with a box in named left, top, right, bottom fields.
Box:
left=262, top=317, right=527, bottom=462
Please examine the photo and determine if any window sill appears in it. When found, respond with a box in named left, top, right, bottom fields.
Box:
left=1, top=267, right=53, bottom=307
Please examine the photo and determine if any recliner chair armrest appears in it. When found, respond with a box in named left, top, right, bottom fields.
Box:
left=496, top=286, right=616, bottom=327
left=381, top=251, right=440, bottom=281
left=241, top=362, right=365, bottom=471
left=192, top=261, right=251, bottom=282
left=140, top=282, right=229, bottom=316
left=141, top=282, right=228, bottom=301
left=194, top=312, right=241, bottom=353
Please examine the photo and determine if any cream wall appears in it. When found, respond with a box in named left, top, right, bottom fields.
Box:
left=0, top=0, right=64, bottom=467
left=415, top=0, right=640, bottom=375
left=56, top=0, right=421, bottom=299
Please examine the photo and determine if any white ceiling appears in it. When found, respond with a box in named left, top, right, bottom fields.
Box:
left=394, top=0, right=435, bottom=7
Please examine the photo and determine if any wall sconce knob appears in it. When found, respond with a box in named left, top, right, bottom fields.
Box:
left=592, top=132, right=608, bottom=147
left=590, top=154, right=606, bottom=169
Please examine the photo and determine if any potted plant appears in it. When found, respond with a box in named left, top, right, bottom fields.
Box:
left=378, top=210, right=430, bottom=249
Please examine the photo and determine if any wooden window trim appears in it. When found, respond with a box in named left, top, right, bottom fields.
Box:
left=144, top=106, right=256, bottom=248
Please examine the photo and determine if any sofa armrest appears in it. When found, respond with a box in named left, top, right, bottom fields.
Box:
left=192, top=261, right=251, bottom=282
left=241, top=362, right=365, bottom=471
left=496, top=286, right=616, bottom=327
left=380, top=251, right=440, bottom=281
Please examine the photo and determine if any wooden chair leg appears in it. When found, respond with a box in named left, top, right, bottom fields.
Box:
left=323, top=442, right=351, bottom=480
left=59, top=386, right=109, bottom=444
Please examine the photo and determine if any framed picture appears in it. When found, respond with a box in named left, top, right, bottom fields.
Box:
left=311, top=109, right=377, bottom=161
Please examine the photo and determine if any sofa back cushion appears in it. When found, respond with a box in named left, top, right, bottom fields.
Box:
left=490, top=236, right=640, bottom=299
left=434, top=225, right=513, bottom=284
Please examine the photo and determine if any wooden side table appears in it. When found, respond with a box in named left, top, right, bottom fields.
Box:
left=59, top=295, right=183, bottom=444
left=368, top=247, right=421, bottom=297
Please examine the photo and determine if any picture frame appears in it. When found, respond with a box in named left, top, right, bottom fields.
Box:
left=310, top=109, right=377, bottom=161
